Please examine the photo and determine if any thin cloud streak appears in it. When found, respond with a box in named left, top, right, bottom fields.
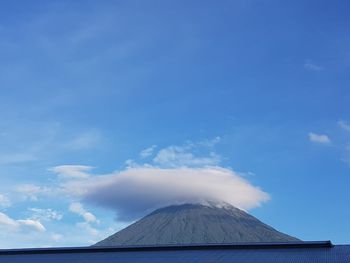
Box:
left=49, top=165, right=94, bottom=179
left=69, top=202, right=98, bottom=223
left=139, top=145, right=157, bottom=159
left=338, top=120, right=350, bottom=132
left=304, top=61, right=324, bottom=71
left=308, top=132, right=331, bottom=144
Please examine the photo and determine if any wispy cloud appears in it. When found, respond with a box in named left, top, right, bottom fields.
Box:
left=15, top=184, right=51, bottom=201
left=307, top=121, right=350, bottom=165
left=152, top=138, right=222, bottom=168
left=49, top=165, right=94, bottom=179
left=69, top=202, right=100, bottom=240
left=338, top=120, right=350, bottom=132
left=304, top=60, right=324, bottom=71
left=197, top=136, right=221, bottom=147
left=0, top=212, right=46, bottom=232
left=139, top=145, right=157, bottom=159
left=64, top=131, right=102, bottom=150
left=308, top=132, right=331, bottom=144
left=69, top=202, right=98, bottom=223
left=28, top=208, right=63, bottom=222
left=153, top=146, right=221, bottom=167
left=0, top=194, right=11, bottom=208
left=16, top=219, right=46, bottom=232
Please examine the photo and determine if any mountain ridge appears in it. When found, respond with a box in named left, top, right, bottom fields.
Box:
left=95, top=203, right=299, bottom=246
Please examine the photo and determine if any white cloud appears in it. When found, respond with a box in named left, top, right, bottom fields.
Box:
left=0, top=194, right=11, bottom=208
left=49, top=165, right=94, bottom=179
left=15, top=184, right=50, bottom=201
left=304, top=61, right=324, bottom=71
left=63, top=166, right=269, bottom=221
left=69, top=202, right=98, bottom=223
left=309, top=132, right=331, bottom=144
left=0, top=212, right=18, bottom=227
left=139, top=145, right=157, bottom=159
left=0, top=212, right=46, bottom=232
left=17, top=219, right=46, bottom=232
left=69, top=202, right=102, bottom=242
left=125, top=159, right=139, bottom=168
left=153, top=146, right=221, bottom=167
left=338, top=120, right=350, bottom=132
left=48, top=139, right=268, bottom=221
left=28, top=208, right=63, bottom=221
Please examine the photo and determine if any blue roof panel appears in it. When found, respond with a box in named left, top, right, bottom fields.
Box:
left=0, top=242, right=349, bottom=263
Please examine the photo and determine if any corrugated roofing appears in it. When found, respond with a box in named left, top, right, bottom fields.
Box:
left=0, top=241, right=349, bottom=263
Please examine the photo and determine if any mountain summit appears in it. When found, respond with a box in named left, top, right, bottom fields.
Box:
left=94, top=203, right=299, bottom=246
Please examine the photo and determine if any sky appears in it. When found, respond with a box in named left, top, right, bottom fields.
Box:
left=0, top=0, right=350, bottom=248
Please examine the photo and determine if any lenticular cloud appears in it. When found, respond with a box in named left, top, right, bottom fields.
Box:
left=62, top=166, right=270, bottom=221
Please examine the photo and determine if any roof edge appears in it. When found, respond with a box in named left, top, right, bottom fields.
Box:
left=0, top=241, right=334, bottom=255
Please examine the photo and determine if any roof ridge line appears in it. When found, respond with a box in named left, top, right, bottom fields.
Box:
left=0, top=241, right=334, bottom=255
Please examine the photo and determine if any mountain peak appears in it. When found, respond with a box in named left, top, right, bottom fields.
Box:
left=95, top=203, right=299, bottom=246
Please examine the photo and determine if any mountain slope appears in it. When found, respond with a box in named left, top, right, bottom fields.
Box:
left=95, top=203, right=299, bottom=246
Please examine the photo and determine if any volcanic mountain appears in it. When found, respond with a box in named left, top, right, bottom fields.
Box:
left=95, top=203, right=299, bottom=246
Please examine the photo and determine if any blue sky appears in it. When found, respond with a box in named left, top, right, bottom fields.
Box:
left=0, top=0, right=350, bottom=248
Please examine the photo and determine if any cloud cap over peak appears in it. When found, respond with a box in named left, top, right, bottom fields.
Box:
left=62, top=166, right=270, bottom=221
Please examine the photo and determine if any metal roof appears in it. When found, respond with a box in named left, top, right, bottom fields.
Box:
left=0, top=241, right=349, bottom=263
